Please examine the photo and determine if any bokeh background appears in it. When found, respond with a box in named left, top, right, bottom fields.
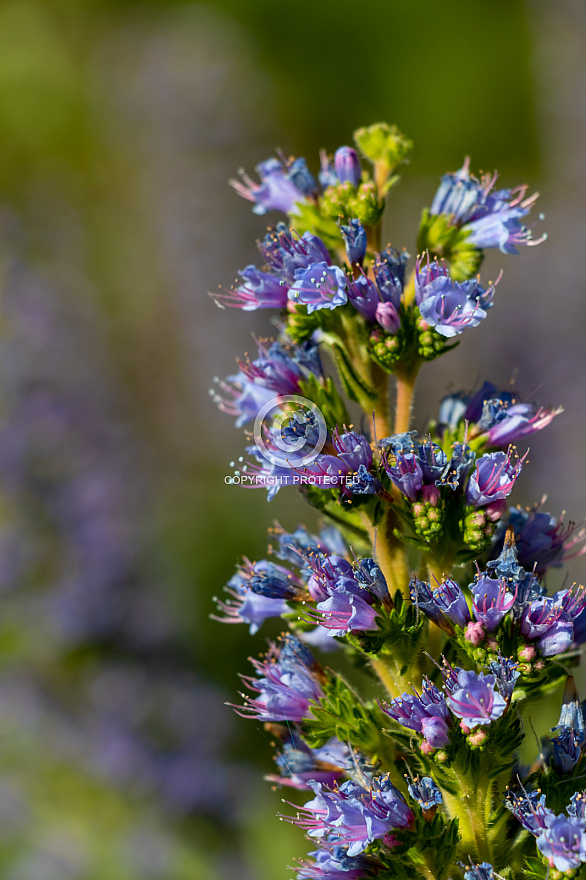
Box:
left=0, top=0, right=584, bottom=877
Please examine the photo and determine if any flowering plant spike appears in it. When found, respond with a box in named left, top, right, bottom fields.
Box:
left=212, top=122, right=586, bottom=879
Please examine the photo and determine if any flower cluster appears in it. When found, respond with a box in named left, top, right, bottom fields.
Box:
left=212, top=123, right=586, bottom=880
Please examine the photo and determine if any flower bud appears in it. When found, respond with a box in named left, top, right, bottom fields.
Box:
left=334, top=146, right=362, bottom=187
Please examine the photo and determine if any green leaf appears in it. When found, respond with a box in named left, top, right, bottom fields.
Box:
left=289, top=201, right=343, bottom=250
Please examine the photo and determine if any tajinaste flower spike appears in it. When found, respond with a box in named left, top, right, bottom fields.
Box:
left=214, top=123, right=586, bottom=880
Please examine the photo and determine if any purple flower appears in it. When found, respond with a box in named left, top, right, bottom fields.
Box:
left=410, top=577, right=470, bottom=631
left=340, top=219, right=367, bottom=265
left=383, top=450, right=422, bottom=501
left=213, top=560, right=293, bottom=633
left=310, top=587, right=379, bottom=637
left=215, top=340, right=322, bottom=427
left=383, top=679, right=451, bottom=747
left=268, top=735, right=350, bottom=790
left=438, top=382, right=561, bottom=447
left=521, top=598, right=574, bottom=657
left=231, top=156, right=314, bottom=215
left=568, top=792, right=586, bottom=823
left=373, top=247, right=409, bottom=309
left=429, top=158, right=545, bottom=254
left=305, top=430, right=373, bottom=483
left=346, top=274, right=380, bottom=321
left=495, top=506, right=586, bottom=577
left=551, top=728, right=581, bottom=774
left=466, top=450, right=523, bottom=509
left=471, top=575, right=516, bottom=632
left=446, top=670, right=506, bottom=728
left=214, top=264, right=289, bottom=310
left=238, top=636, right=323, bottom=722
left=415, top=256, right=494, bottom=338
left=306, top=555, right=379, bottom=637
left=536, top=814, right=586, bottom=872
left=375, top=301, right=401, bottom=334
left=289, top=262, right=349, bottom=313
left=296, top=847, right=374, bottom=880
left=504, top=788, right=553, bottom=836
left=334, top=147, right=362, bottom=187
left=290, top=775, right=414, bottom=856
left=259, top=224, right=332, bottom=284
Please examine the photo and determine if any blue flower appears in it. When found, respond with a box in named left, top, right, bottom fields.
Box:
left=290, top=775, right=414, bottom=857
left=305, top=554, right=380, bottom=637
left=334, top=146, right=362, bottom=187
left=415, top=256, right=494, bottom=338
left=437, top=381, right=561, bottom=447
left=289, top=263, right=349, bottom=313
left=568, top=792, right=586, bottom=823
left=215, top=340, right=323, bottom=427
left=346, top=274, right=380, bottom=321
left=407, top=775, right=443, bottom=814
left=536, top=813, right=586, bottom=872
left=504, top=788, right=553, bottom=836
left=471, top=575, right=516, bottom=632
left=466, top=450, right=523, bottom=509
left=269, top=734, right=350, bottom=790
left=213, top=559, right=294, bottom=633
left=214, top=264, right=289, bottom=310
left=383, top=679, right=451, bottom=748
left=521, top=598, right=574, bottom=657
left=296, top=847, right=374, bottom=880
left=429, top=158, right=545, bottom=254
left=373, top=247, right=409, bottom=309
left=446, top=669, right=506, bottom=728
left=231, top=157, right=314, bottom=215
left=238, top=635, right=323, bottom=723
left=340, top=219, right=367, bottom=265
left=488, top=656, right=520, bottom=701
left=461, top=861, right=495, bottom=880
left=410, top=576, right=470, bottom=631
left=259, top=224, right=332, bottom=284
left=494, top=506, right=586, bottom=577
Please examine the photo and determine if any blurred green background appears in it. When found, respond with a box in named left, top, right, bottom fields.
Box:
left=0, top=0, right=585, bottom=878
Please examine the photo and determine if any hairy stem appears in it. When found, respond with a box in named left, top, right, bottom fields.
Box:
left=394, top=365, right=420, bottom=434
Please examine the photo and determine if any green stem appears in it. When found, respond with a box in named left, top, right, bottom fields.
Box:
left=403, top=268, right=416, bottom=307
left=443, top=775, right=493, bottom=864
left=370, top=656, right=403, bottom=699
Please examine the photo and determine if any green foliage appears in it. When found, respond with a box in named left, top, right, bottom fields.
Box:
left=417, top=209, right=484, bottom=281
left=298, top=374, right=350, bottom=430
left=290, top=200, right=344, bottom=250
left=303, top=674, right=392, bottom=760
left=351, top=591, right=425, bottom=661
